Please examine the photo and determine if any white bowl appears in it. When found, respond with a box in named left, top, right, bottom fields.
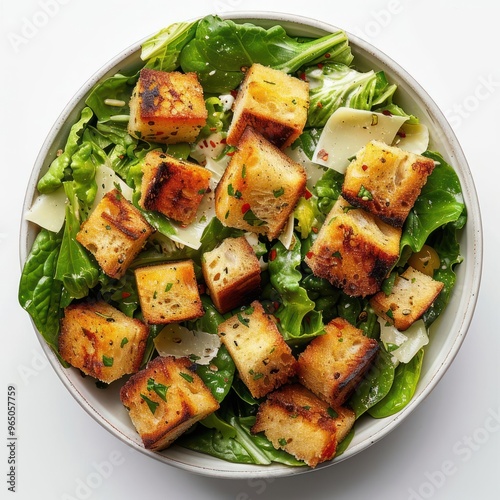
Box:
left=19, top=12, right=482, bottom=478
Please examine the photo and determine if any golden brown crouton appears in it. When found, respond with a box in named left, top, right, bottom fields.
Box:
left=296, top=317, right=379, bottom=408
left=215, top=127, right=307, bottom=240
left=370, top=266, right=444, bottom=331
left=342, top=140, right=436, bottom=227
left=139, top=150, right=211, bottom=225
left=305, top=196, right=401, bottom=297
left=59, top=301, right=149, bottom=384
left=120, top=356, right=219, bottom=451
left=76, top=189, right=154, bottom=279
left=251, top=384, right=355, bottom=467
left=134, top=260, right=204, bottom=324
left=201, top=236, right=261, bottom=314
left=128, top=69, right=207, bottom=144
left=217, top=301, right=296, bottom=399
left=227, top=63, right=309, bottom=149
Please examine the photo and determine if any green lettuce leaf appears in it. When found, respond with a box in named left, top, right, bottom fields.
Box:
left=179, top=15, right=352, bottom=93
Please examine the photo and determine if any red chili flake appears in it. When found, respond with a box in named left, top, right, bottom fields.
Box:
left=220, top=137, right=227, bottom=144
left=312, top=226, right=318, bottom=234
left=269, top=249, right=277, bottom=262
left=382, top=109, right=392, bottom=116
left=226, top=151, right=235, bottom=157
left=203, top=139, right=209, bottom=148
left=317, top=149, right=329, bottom=162
left=362, top=164, right=368, bottom=171
left=230, top=89, right=238, bottom=99
left=317, top=62, right=324, bottom=69
left=324, top=52, right=331, bottom=58
left=299, top=72, right=307, bottom=81
left=209, top=140, right=216, bottom=148
left=209, top=127, right=217, bottom=132
left=304, top=188, right=313, bottom=200
left=273, top=301, right=280, bottom=311
left=121, top=292, right=131, bottom=299
left=397, top=131, right=407, bottom=138
left=306, top=251, right=314, bottom=259
left=241, top=203, right=251, bottom=214
left=317, top=101, right=323, bottom=108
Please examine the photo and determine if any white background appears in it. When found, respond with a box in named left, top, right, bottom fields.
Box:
left=1, top=0, right=499, bottom=499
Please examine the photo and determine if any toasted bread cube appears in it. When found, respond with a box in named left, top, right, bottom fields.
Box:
left=128, top=69, right=207, bottom=144
left=217, top=301, right=296, bottom=398
left=120, top=356, right=219, bottom=450
left=215, top=127, right=307, bottom=240
left=297, top=317, right=379, bottom=407
left=139, top=150, right=211, bottom=225
left=134, top=260, right=204, bottom=324
left=76, top=189, right=154, bottom=279
left=370, top=266, right=444, bottom=331
left=59, top=301, right=149, bottom=384
left=251, top=384, right=355, bottom=467
left=201, top=236, right=261, bottom=314
left=342, top=140, right=436, bottom=227
left=227, top=63, right=309, bottom=149
left=305, top=196, right=401, bottom=297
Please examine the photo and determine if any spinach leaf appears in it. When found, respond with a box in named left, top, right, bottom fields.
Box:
left=179, top=15, right=352, bottom=93
left=368, top=348, right=424, bottom=418
left=400, top=151, right=465, bottom=256
left=18, top=229, right=63, bottom=355
left=348, top=346, right=395, bottom=418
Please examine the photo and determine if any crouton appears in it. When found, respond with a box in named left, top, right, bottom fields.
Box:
left=342, top=140, right=436, bottom=227
left=215, top=127, right=307, bottom=240
left=217, top=301, right=296, bottom=399
left=59, top=301, right=149, bottom=384
left=305, top=196, right=401, bottom=297
left=296, top=317, right=379, bottom=408
left=134, top=260, right=204, bottom=324
left=128, top=68, right=207, bottom=144
left=120, top=356, right=219, bottom=450
left=251, top=384, right=355, bottom=467
left=227, top=63, right=309, bottom=149
left=201, top=236, right=261, bottom=314
left=370, top=266, right=444, bottom=331
left=139, top=150, right=211, bottom=225
left=76, top=189, right=154, bottom=279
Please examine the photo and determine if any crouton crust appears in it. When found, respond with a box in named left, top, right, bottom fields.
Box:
left=227, top=63, right=309, bottom=149
left=215, top=127, right=307, bottom=240
left=59, top=300, right=149, bottom=384
left=217, top=301, right=296, bottom=398
left=251, top=384, right=338, bottom=467
left=305, top=196, right=401, bottom=297
left=342, top=140, right=436, bottom=227
left=76, top=189, right=154, bottom=279
left=297, top=317, right=379, bottom=407
left=370, top=266, right=445, bottom=330
left=201, top=236, right=261, bottom=314
left=128, top=69, right=207, bottom=144
left=120, top=356, right=219, bottom=450
left=139, top=150, right=211, bottom=225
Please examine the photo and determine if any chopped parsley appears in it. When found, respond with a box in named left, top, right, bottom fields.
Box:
left=102, top=355, right=114, bottom=367
left=140, top=394, right=159, bottom=415
left=147, top=377, right=169, bottom=401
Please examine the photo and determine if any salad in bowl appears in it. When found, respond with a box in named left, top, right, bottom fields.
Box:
left=18, top=13, right=478, bottom=476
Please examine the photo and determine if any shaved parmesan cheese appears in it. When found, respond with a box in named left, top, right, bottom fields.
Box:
left=24, top=186, right=67, bottom=232
left=392, top=122, right=429, bottom=154
left=192, top=132, right=227, bottom=163
left=153, top=324, right=221, bottom=365
left=284, top=144, right=326, bottom=190
left=313, top=107, right=408, bottom=174
left=278, top=213, right=296, bottom=250
left=379, top=318, right=429, bottom=364
left=91, top=164, right=133, bottom=213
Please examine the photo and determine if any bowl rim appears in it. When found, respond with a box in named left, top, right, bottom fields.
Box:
left=19, top=10, right=483, bottom=479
